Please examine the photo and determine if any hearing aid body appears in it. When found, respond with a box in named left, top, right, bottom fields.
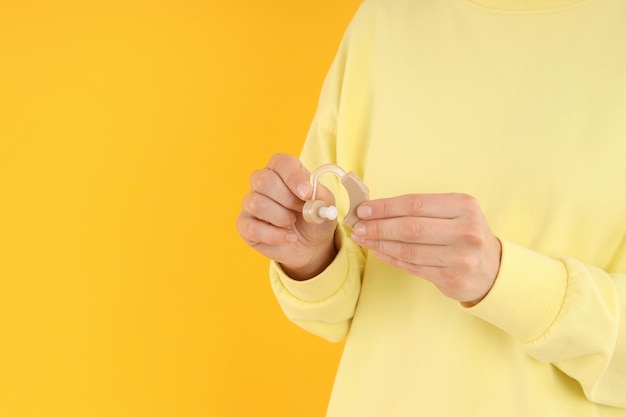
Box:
left=302, top=164, right=369, bottom=228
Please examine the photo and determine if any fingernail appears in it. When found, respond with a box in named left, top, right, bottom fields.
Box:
left=296, top=183, right=310, bottom=199
left=357, top=205, right=372, bottom=219
left=353, top=223, right=365, bottom=236
left=286, top=234, right=297, bottom=243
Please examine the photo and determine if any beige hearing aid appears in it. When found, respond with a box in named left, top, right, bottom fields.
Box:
left=302, top=164, right=369, bottom=228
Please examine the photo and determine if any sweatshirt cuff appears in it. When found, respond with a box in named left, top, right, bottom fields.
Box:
left=270, top=229, right=350, bottom=303
left=463, top=238, right=568, bottom=343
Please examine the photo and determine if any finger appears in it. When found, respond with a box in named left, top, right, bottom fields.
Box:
left=243, top=192, right=296, bottom=228
left=236, top=212, right=297, bottom=246
left=250, top=166, right=336, bottom=214
left=250, top=167, right=304, bottom=212
left=372, top=252, right=484, bottom=303
left=357, top=193, right=480, bottom=220
left=352, top=217, right=457, bottom=244
left=373, top=250, right=445, bottom=278
left=352, top=234, right=448, bottom=266
left=267, top=153, right=314, bottom=201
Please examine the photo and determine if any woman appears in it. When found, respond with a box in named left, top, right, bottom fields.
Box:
left=237, top=0, right=626, bottom=415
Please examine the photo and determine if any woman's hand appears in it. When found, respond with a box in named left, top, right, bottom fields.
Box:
left=351, top=193, right=501, bottom=305
left=237, top=154, right=338, bottom=280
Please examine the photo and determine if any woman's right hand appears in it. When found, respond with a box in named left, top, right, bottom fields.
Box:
left=237, top=154, right=338, bottom=280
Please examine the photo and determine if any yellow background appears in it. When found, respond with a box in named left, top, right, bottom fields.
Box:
left=0, top=1, right=361, bottom=416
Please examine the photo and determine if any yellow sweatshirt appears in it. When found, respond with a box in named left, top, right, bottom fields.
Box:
left=270, top=0, right=626, bottom=415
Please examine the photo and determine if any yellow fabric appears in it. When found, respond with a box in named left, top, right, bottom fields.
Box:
left=464, top=0, right=599, bottom=12
left=270, top=0, right=626, bottom=415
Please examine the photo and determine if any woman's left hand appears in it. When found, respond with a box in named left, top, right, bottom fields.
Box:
left=351, top=193, right=502, bottom=306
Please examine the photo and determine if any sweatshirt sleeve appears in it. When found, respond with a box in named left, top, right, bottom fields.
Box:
left=464, top=238, right=626, bottom=408
left=268, top=4, right=375, bottom=342
left=267, top=116, right=367, bottom=343
left=270, top=226, right=365, bottom=342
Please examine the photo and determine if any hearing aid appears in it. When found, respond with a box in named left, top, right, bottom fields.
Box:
left=302, top=164, right=369, bottom=228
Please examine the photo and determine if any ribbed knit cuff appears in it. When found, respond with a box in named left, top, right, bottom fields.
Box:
left=463, top=238, right=568, bottom=343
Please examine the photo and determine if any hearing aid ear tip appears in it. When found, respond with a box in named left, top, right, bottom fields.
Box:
left=321, top=206, right=338, bottom=221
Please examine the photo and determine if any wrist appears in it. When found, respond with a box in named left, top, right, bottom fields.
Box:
left=281, top=236, right=338, bottom=281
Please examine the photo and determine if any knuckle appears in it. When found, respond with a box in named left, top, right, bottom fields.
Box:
left=382, top=200, right=393, bottom=217
left=455, top=252, right=479, bottom=273
left=399, top=244, right=417, bottom=261
left=269, top=154, right=309, bottom=198
left=276, top=210, right=295, bottom=227
left=373, top=222, right=386, bottom=239
left=272, top=155, right=289, bottom=174
left=456, top=193, right=481, bottom=212
left=266, top=230, right=284, bottom=245
left=244, top=221, right=262, bottom=242
left=246, top=193, right=263, bottom=214
left=270, top=153, right=301, bottom=178
left=245, top=221, right=281, bottom=245
left=250, top=168, right=273, bottom=192
left=403, top=219, right=427, bottom=241
left=238, top=213, right=288, bottom=247
left=247, top=194, right=294, bottom=227
left=268, top=153, right=288, bottom=169
left=461, top=224, right=485, bottom=246
left=236, top=217, right=259, bottom=244
left=407, top=195, right=425, bottom=216
left=368, top=239, right=381, bottom=252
